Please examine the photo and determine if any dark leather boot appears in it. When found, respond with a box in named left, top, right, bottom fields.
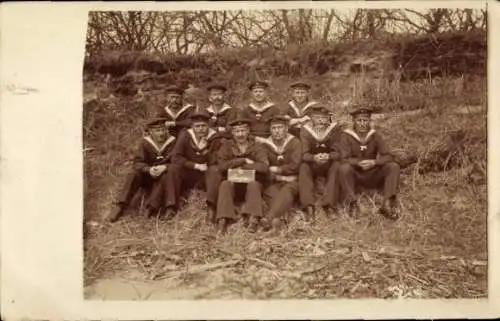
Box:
left=347, top=200, right=359, bottom=218
left=306, top=206, right=315, bottom=222
left=218, top=218, right=228, bottom=234
left=207, top=205, right=216, bottom=224
left=380, top=198, right=398, bottom=220
left=164, top=207, right=176, bottom=221
left=248, top=217, right=259, bottom=233
left=107, top=204, right=124, bottom=223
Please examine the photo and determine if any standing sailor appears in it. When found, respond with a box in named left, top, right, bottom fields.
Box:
left=285, top=81, right=319, bottom=137
left=241, top=80, right=280, bottom=141
left=205, top=83, right=237, bottom=138
left=154, top=85, right=195, bottom=137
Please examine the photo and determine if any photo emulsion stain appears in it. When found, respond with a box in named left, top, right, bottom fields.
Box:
left=82, top=8, right=487, bottom=300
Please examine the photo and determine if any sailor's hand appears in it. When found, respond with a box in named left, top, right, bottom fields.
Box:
left=358, top=159, right=376, bottom=170
left=195, top=163, right=208, bottom=172
left=269, top=166, right=280, bottom=173
left=156, top=164, right=168, bottom=174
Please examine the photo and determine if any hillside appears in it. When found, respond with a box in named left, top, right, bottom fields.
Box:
left=83, top=31, right=487, bottom=299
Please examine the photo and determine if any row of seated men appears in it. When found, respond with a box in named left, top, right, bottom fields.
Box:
left=106, top=81, right=401, bottom=234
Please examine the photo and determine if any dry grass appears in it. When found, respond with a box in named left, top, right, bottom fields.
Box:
left=83, top=50, right=487, bottom=299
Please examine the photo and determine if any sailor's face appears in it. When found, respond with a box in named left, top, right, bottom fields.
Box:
left=354, top=114, right=371, bottom=134
left=150, top=126, right=167, bottom=141
left=270, top=123, right=288, bottom=141
left=252, top=88, right=267, bottom=102
left=311, top=113, right=330, bottom=127
left=292, top=88, right=308, bottom=103
left=166, top=93, right=182, bottom=108
left=232, top=125, right=250, bottom=142
left=192, top=121, right=209, bottom=136
left=209, top=89, right=225, bottom=105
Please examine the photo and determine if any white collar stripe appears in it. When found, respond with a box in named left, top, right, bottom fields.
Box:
left=263, top=134, right=295, bottom=155
left=303, top=122, right=337, bottom=142
left=207, top=103, right=232, bottom=115
left=187, top=128, right=217, bottom=150
left=343, top=129, right=376, bottom=143
left=164, top=104, right=194, bottom=120
left=144, top=136, right=176, bottom=154
left=249, top=102, right=275, bottom=113
left=288, top=100, right=318, bottom=117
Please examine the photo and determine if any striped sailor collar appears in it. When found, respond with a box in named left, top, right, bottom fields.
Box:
left=262, top=134, right=295, bottom=155
left=186, top=128, right=217, bottom=150
left=288, top=100, right=318, bottom=117
left=303, top=121, right=338, bottom=142
left=248, top=101, right=275, bottom=113
left=163, top=103, right=194, bottom=120
left=143, top=135, right=176, bottom=154
left=343, top=128, right=377, bottom=144
left=207, top=103, right=232, bottom=115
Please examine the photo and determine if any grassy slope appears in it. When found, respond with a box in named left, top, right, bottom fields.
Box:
left=83, top=42, right=487, bottom=299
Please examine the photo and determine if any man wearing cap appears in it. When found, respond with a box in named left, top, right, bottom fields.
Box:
left=260, top=114, right=302, bottom=233
left=216, top=115, right=269, bottom=234
left=285, top=81, right=319, bottom=137
left=337, top=104, right=400, bottom=219
left=241, top=80, right=280, bottom=141
left=163, top=109, right=222, bottom=220
left=206, top=84, right=237, bottom=137
left=154, top=85, right=195, bottom=137
left=107, top=117, right=177, bottom=223
left=298, top=104, right=344, bottom=220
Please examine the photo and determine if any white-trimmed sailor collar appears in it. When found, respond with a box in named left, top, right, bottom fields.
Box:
left=303, top=122, right=338, bottom=142
left=288, top=100, right=318, bottom=117
left=343, top=128, right=377, bottom=144
left=186, top=128, right=217, bottom=150
left=163, top=103, right=194, bottom=120
left=207, top=103, right=232, bottom=115
left=248, top=101, right=275, bottom=113
left=262, top=134, right=295, bottom=155
left=143, top=135, right=176, bottom=154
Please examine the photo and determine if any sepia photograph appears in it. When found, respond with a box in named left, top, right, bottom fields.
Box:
left=81, top=6, right=488, bottom=301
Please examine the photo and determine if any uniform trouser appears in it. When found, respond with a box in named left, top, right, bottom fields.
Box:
left=216, top=181, right=263, bottom=221
left=164, top=164, right=222, bottom=210
left=298, top=161, right=341, bottom=208
left=115, top=169, right=163, bottom=209
left=264, top=181, right=299, bottom=220
left=337, top=162, right=400, bottom=202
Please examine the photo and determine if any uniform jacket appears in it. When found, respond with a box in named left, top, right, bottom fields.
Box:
left=206, top=103, right=238, bottom=135
left=261, top=134, right=302, bottom=182
left=339, top=129, right=394, bottom=166
left=217, top=137, right=269, bottom=179
left=285, top=99, right=318, bottom=135
left=133, top=135, right=177, bottom=173
left=241, top=101, right=280, bottom=138
left=300, top=122, right=343, bottom=163
left=154, top=103, right=195, bottom=137
left=171, top=128, right=219, bottom=169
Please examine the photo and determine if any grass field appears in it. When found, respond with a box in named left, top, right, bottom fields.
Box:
left=83, top=73, right=487, bottom=299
